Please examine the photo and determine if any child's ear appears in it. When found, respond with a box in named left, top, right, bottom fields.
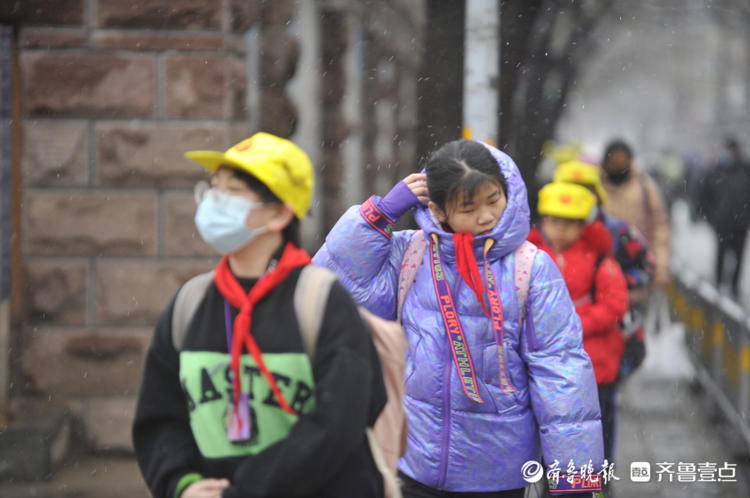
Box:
left=428, top=201, right=447, bottom=223
left=267, top=204, right=295, bottom=233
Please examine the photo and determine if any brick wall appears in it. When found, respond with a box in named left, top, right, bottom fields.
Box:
left=16, top=0, right=258, bottom=451
left=10, top=0, right=424, bottom=452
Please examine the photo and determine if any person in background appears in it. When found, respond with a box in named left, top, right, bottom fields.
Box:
left=553, top=160, right=654, bottom=379
left=600, top=139, right=670, bottom=336
left=698, top=137, right=750, bottom=298
left=528, top=181, right=629, bottom=475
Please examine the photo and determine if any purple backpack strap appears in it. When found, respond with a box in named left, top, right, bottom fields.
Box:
left=397, top=230, right=427, bottom=321
left=514, top=240, right=538, bottom=324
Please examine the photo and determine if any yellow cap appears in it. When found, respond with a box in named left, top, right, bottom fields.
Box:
left=538, top=182, right=597, bottom=220
left=185, top=132, right=314, bottom=219
left=553, top=160, right=607, bottom=204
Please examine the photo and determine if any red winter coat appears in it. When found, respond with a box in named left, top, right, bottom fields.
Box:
left=528, top=222, right=629, bottom=385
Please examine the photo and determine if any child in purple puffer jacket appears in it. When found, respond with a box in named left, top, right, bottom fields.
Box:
left=314, top=139, right=605, bottom=497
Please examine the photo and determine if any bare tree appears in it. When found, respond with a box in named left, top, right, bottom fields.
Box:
left=500, top=0, right=615, bottom=213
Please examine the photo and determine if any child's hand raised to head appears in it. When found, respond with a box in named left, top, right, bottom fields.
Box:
left=403, top=173, right=429, bottom=204
left=377, top=173, right=429, bottom=221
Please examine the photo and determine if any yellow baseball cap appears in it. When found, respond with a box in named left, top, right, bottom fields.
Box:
left=553, top=160, right=608, bottom=204
left=538, top=182, right=597, bottom=220
left=185, top=132, right=314, bottom=219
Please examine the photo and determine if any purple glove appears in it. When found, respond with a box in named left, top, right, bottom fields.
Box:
left=376, top=181, right=420, bottom=222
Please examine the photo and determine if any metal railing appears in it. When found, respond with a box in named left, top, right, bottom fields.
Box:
left=667, top=257, right=750, bottom=451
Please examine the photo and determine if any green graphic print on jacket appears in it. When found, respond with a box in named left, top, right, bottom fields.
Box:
left=180, top=351, right=316, bottom=458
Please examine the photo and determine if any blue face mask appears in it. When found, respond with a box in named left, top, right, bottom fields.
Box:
left=194, top=188, right=268, bottom=254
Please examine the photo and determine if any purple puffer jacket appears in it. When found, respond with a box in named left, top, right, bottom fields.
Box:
left=313, top=144, right=603, bottom=492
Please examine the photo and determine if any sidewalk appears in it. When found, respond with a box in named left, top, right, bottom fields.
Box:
left=0, top=450, right=148, bottom=498
left=610, top=322, right=750, bottom=497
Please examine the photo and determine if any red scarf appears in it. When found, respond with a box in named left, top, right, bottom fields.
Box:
left=453, top=233, right=491, bottom=318
left=214, top=242, right=312, bottom=417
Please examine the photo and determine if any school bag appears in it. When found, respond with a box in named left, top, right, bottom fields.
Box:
left=170, top=268, right=407, bottom=498
left=170, top=232, right=538, bottom=498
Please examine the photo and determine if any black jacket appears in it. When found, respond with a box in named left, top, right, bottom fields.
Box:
left=132, top=265, right=387, bottom=498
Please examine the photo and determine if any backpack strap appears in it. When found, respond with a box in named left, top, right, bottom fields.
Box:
left=514, top=240, right=538, bottom=323
left=171, top=270, right=215, bottom=351
left=397, top=230, right=427, bottom=321
left=294, top=265, right=403, bottom=498
left=293, top=264, right=338, bottom=357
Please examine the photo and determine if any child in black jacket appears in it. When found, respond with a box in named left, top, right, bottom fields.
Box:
left=132, top=133, right=386, bottom=498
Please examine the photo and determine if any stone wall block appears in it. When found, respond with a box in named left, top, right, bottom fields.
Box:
left=23, top=192, right=157, bottom=256
left=229, top=122, right=253, bottom=146
left=261, top=28, right=300, bottom=86
left=23, top=53, right=154, bottom=118
left=260, top=89, right=297, bottom=138
left=19, top=27, right=88, bottom=49
left=5, top=0, right=84, bottom=26
left=25, top=261, right=87, bottom=325
left=97, top=0, right=221, bottom=30
left=23, top=328, right=151, bottom=397
left=84, top=398, right=135, bottom=452
left=94, top=31, right=225, bottom=51
left=23, top=121, right=88, bottom=187
left=96, top=261, right=214, bottom=326
left=97, top=123, right=225, bottom=187
left=85, top=396, right=138, bottom=452
left=164, top=54, right=226, bottom=119
left=163, top=192, right=216, bottom=257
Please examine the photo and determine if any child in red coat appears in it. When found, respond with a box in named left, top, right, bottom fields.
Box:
left=528, top=182, right=629, bottom=466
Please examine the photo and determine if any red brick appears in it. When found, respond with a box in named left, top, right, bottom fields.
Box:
left=25, top=260, right=87, bottom=325
left=97, top=0, right=221, bottom=30
left=164, top=54, right=226, bottom=119
left=163, top=192, right=216, bottom=257
left=23, top=53, right=154, bottom=118
left=96, top=123, right=225, bottom=188
left=96, top=261, right=214, bottom=326
left=94, top=31, right=225, bottom=51
left=23, top=120, right=88, bottom=187
left=23, top=191, right=157, bottom=256
left=19, top=27, right=88, bottom=49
